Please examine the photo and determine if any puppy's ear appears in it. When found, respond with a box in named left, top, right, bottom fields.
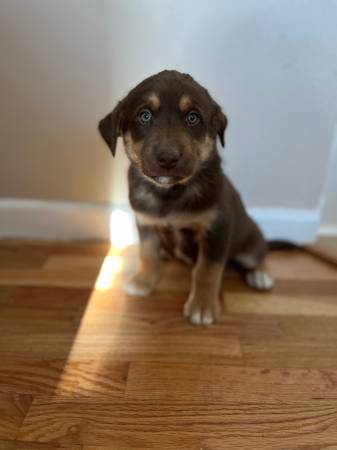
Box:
left=212, top=106, right=228, bottom=148
left=98, top=100, right=125, bottom=156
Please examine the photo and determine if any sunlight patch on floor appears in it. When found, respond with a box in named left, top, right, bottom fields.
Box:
left=56, top=209, right=137, bottom=392
left=94, top=255, right=123, bottom=290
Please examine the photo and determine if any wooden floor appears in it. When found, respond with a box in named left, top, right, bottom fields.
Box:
left=0, top=240, right=337, bottom=450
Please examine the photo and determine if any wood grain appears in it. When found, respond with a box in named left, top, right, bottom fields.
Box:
left=242, top=340, right=337, bottom=368
left=225, top=292, right=337, bottom=316
left=126, top=362, right=337, bottom=402
left=17, top=398, right=337, bottom=445
left=0, top=392, right=32, bottom=440
left=0, top=359, right=128, bottom=397
left=83, top=441, right=337, bottom=450
left=0, top=239, right=337, bottom=449
left=0, top=332, right=242, bottom=363
left=0, top=440, right=79, bottom=450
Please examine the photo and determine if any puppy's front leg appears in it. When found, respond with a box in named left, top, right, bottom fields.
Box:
left=124, top=224, right=161, bottom=296
left=184, top=220, right=230, bottom=325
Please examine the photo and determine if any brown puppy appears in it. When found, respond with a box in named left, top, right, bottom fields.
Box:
left=99, top=70, right=273, bottom=325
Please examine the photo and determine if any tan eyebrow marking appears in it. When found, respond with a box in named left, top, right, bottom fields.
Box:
left=147, top=93, right=160, bottom=111
left=179, top=95, right=192, bottom=112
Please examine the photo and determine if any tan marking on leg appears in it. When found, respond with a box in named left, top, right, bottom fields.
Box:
left=173, top=228, right=194, bottom=266
left=179, top=95, right=192, bottom=112
left=124, top=236, right=161, bottom=296
left=148, top=93, right=160, bottom=111
left=184, top=254, right=223, bottom=325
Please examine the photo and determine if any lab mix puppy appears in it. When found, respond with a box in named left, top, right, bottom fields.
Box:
left=99, top=70, right=273, bottom=325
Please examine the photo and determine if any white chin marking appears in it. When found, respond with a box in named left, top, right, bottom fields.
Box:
left=157, top=176, right=172, bottom=185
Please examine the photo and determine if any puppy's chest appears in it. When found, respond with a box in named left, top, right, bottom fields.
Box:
left=131, top=184, right=216, bottom=230
left=135, top=207, right=216, bottom=231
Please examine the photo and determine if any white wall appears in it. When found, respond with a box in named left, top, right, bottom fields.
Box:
left=105, top=0, right=337, bottom=211
left=321, top=125, right=337, bottom=231
left=0, top=0, right=336, bottom=237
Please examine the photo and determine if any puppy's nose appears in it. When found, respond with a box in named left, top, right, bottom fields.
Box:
left=156, top=148, right=180, bottom=169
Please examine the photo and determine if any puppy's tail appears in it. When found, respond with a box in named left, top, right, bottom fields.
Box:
left=267, top=240, right=299, bottom=251
left=267, top=239, right=337, bottom=268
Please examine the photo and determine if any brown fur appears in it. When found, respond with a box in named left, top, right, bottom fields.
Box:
left=99, top=70, right=273, bottom=325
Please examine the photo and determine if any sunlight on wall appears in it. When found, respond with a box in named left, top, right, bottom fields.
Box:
left=109, top=209, right=135, bottom=250
left=94, top=209, right=136, bottom=290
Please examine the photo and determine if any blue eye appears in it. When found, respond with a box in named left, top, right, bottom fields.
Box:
left=139, top=109, right=152, bottom=124
left=186, top=111, right=200, bottom=126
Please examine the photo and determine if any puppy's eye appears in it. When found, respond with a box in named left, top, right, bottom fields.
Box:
left=186, top=111, right=200, bottom=126
left=138, top=109, right=153, bottom=124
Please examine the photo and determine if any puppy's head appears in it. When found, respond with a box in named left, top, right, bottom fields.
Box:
left=99, top=70, right=227, bottom=187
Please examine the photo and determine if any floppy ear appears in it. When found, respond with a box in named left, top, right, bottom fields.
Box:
left=212, top=106, right=228, bottom=148
left=98, top=100, right=125, bottom=157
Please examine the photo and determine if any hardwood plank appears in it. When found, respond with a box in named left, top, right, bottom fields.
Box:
left=266, top=251, right=337, bottom=281
left=0, top=268, right=100, bottom=288
left=282, top=316, right=337, bottom=341
left=0, top=286, right=14, bottom=304
left=2, top=287, right=92, bottom=309
left=266, top=279, right=337, bottom=297
left=0, top=359, right=128, bottom=397
left=225, top=292, right=337, bottom=316
left=0, top=240, right=337, bottom=449
left=0, top=305, right=79, bottom=334
left=71, top=290, right=282, bottom=339
left=0, top=246, right=49, bottom=269
left=307, top=237, right=337, bottom=267
left=242, top=340, right=337, bottom=368
left=126, top=362, right=337, bottom=402
left=0, top=240, right=110, bottom=257
left=0, top=440, right=79, bottom=450
left=83, top=438, right=337, bottom=450
left=0, top=287, right=91, bottom=334
left=204, top=438, right=337, bottom=450
left=223, top=276, right=337, bottom=296
left=43, top=255, right=109, bottom=271
left=0, top=333, right=242, bottom=364
left=18, top=398, right=337, bottom=446
left=0, top=392, right=32, bottom=440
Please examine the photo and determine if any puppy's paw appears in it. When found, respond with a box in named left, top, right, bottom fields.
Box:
left=183, top=294, right=220, bottom=326
left=124, top=272, right=158, bottom=296
left=245, top=270, right=274, bottom=291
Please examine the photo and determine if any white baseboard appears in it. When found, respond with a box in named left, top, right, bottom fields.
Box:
left=0, top=199, right=320, bottom=244
left=248, top=207, right=320, bottom=244
left=0, top=199, right=113, bottom=241
left=318, top=225, right=337, bottom=238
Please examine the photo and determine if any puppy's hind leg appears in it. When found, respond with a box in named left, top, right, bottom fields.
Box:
left=245, top=262, right=274, bottom=291
left=235, top=239, right=274, bottom=292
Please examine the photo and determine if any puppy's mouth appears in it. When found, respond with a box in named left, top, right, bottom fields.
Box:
left=152, top=175, right=182, bottom=186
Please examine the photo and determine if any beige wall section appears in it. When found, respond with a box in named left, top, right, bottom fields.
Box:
left=0, top=0, right=115, bottom=203
left=0, top=0, right=336, bottom=222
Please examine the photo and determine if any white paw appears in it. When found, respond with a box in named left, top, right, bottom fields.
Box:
left=123, top=274, right=156, bottom=296
left=245, top=270, right=274, bottom=291
left=183, top=295, right=219, bottom=326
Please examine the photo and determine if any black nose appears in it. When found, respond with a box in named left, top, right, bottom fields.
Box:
left=156, top=148, right=180, bottom=169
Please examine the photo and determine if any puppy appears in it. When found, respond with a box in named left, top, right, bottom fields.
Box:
left=99, top=70, right=273, bottom=325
